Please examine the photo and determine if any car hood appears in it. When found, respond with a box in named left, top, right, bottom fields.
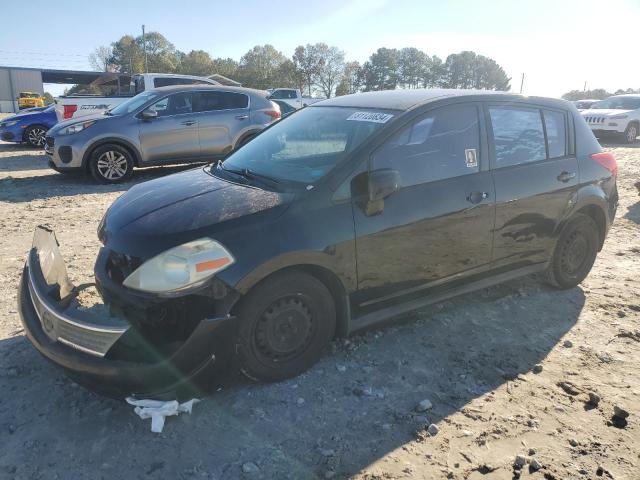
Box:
left=99, top=167, right=295, bottom=256
left=582, top=109, right=634, bottom=116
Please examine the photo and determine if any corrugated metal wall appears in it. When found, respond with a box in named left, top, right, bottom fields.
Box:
left=0, top=67, right=44, bottom=113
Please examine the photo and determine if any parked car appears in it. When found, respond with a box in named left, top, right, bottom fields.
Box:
left=45, top=85, right=281, bottom=183
left=17, top=92, right=45, bottom=110
left=19, top=89, right=617, bottom=396
left=0, top=104, right=57, bottom=147
left=54, top=73, right=221, bottom=121
left=271, top=99, right=297, bottom=117
left=573, top=99, right=599, bottom=111
left=581, top=94, right=640, bottom=143
left=267, top=88, right=324, bottom=110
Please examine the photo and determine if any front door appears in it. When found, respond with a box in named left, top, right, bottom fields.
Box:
left=193, top=90, right=250, bottom=158
left=352, top=103, right=496, bottom=311
left=487, top=104, right=579, bottom=268
left=139, top=91, right=200, bottom=163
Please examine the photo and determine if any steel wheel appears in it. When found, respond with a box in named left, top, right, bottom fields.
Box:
left=25, top=126, right=47, bottom=147
left=96, top=150, right=129, bottom=181
left=255, top=296, right=315, bottom=363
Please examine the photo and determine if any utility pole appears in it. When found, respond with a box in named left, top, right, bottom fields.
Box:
left=142, top=24, right=148, bottom=73
left=520, top=73, right=525, bottom=94
left=583, top=80, right=588, bottom=92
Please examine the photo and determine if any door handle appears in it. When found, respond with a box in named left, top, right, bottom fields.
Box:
left=467, top=191, right=489, bottom=204
left=235, top=115, right=249, bottom=120
left=181, top=120, right=196, bottom=126
left=557, top=171, right=576, bottom=183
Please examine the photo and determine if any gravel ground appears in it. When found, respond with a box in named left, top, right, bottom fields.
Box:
left=0, top=133, right=639, bottom=480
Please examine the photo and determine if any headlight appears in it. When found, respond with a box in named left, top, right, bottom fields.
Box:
left=61, top=120, right=95, bottom=135
left=2, top=120, right=19, bottom=127
left=122, top=238, right=234, bottom=293
left=609, top=115, right=628, bottom=120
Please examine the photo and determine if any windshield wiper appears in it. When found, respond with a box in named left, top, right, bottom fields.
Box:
left=220, top=165, right=280, bottom=188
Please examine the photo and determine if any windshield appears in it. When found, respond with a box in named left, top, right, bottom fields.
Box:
left=217, top=106, right=394, bottom=185
left=592, top=97, right=640, bottom=110
left=109, top=91, right=160, bottom=116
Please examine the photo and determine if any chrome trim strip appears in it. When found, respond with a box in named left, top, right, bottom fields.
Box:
left=26, top=254, right=128, bottom=357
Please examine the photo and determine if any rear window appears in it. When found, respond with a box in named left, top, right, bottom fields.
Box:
left=489, top=106, right=546, bottom=168
left=194, top=91, right=248, bottom=112
left=153, top=77, right=212, bottom=88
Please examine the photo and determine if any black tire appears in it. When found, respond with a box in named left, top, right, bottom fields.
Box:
left=237, top=133, right=256, bottom=149
left=236, top=271, right=336, bottom=382
left=624, top=123, right=638, bottom=144
left=546, top=213, right=599, bottom=289
left=24, top=125, right=48, bottom=147
left=88, top=144, right=133, bottom=184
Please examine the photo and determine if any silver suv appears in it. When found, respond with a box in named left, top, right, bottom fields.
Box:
left=45, top=85, right=281, bottom=183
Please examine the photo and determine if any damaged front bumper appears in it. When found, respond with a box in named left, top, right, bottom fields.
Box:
left=18, top=226, right=237, bottom=398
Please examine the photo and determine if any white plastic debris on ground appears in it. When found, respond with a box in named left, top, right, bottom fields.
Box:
left=125, top=397, right=200, bottom=433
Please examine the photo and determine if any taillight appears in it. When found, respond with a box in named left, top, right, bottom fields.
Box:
left=264, top=110, right=281, bottom=120
left=591, top=151, right=617, bottom=177
left=63, top=104, right=78, bottom=119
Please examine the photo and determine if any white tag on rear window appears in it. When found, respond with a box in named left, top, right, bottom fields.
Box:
left=346, top=112, right=394, bottom=123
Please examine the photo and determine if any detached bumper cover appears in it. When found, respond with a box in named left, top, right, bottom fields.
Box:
left=18, top=226, right=236, bottom=397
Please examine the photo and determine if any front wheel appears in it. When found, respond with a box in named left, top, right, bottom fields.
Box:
left=24, top=125, right=47, bottom=147
left=235, top=271, right=336, bottom=382
left=546, top=213, right=599, bottom=289
left=624, top=123, right=638, bottom=144
left=89, top=144, right=133, bottom=184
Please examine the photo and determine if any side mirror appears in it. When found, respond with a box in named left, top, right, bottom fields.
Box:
left=141, top=108, right=158, bottom=120
left=351, top=168, right=401, bottom=216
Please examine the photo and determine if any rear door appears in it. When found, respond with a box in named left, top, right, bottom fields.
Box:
left=194, top=90, right=250, bottom=158
left=487, top=103, right=578, bottom=267
left=352, top=102, right=496, bottom=309
left=138, top=92, right=200, bottom=163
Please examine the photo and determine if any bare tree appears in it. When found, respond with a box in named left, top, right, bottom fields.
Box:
left=89, top=46, right=114, bottom=72
left=315, top=44, right=345, bottom=98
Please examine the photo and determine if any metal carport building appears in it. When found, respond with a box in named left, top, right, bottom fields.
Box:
left=0, top=66, right=128, bottom=113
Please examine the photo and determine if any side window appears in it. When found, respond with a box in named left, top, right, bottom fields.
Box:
left=543, top=110, right=567, bottom=158
left=150, top=92, right=192, bottom=117
left=269, top=90, right=284, bottom=99
left=284, top=90, right=297, bottom=99
left=489, top=106, right=546, bottom=168
left=194, top=92, right=248, bottom=112
left=372, top=104, right=481, bottom=187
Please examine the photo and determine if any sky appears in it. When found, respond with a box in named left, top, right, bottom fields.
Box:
left=1, top=0, right=638, bottom=98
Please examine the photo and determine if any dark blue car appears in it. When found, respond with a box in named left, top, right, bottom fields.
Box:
left=0, top=105, right=57, bottom=147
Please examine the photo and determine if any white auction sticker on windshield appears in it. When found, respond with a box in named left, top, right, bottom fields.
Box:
left=346, top=112, right=394, bottom=123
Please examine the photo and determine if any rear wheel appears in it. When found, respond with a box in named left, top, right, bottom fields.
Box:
left=624, top=123, right=638, bottom=144
left=24, top=125, right=47, bottom=147
left=89, top=144, right=133, bottom=184
left=236, top=271, right=336, bottom=382
left=546, top=213, right=599, bottom=289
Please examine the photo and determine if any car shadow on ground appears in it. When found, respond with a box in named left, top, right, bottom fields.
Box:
left=0, top=161, right=204, bottom=202
left=0, top=275, right=585, bottom=479
left=599, top=141, right=640, bottom=149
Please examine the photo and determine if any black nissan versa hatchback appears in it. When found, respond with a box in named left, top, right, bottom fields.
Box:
left=18, top=89, right=618, bottom=397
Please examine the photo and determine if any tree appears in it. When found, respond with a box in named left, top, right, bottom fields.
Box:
left=361, top=48, right=401, bottom=91
left=89, top=46, right=114, bottom=72
left=109, top=35, right=143, bottom=73
left=109, top=32, right=180, bottom=74
left=179, top=50, right=214, bottom=76
left=442, top=51, right=510, bottom=90
left=43, top=92, right=55, bottom=105
left=236, top=45, right=289, bottom=90
left=315, top=44, right=345, bottom=98
left=335, top=61, right=362, bottom=96
left=562, top=89, right=611, bottom=101
left=398, top=47, right=427, bottom=89
left=212, top=57, right=239, bottom=79
left=293, top=45, right=322, bottom=96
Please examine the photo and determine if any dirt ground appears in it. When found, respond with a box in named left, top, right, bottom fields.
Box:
left=0, top=132, right=639, bottom=480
